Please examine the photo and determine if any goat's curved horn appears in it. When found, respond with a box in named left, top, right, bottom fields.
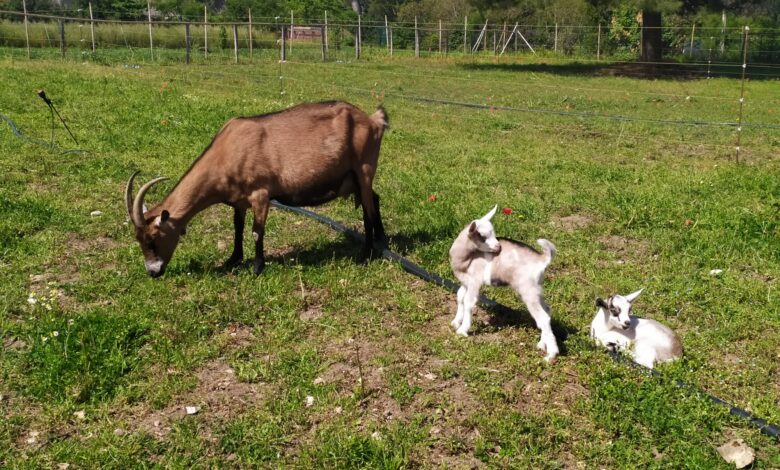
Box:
left=132, top=176, right=168, bottom=228
left=125, top=170, right=141, bottom=226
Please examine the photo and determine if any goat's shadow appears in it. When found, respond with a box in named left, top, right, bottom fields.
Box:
left=173, top=227, right=449, bottom=276
left=171, top=227, right=577, bottom=356
left=475, top=299, right=577, bottom=356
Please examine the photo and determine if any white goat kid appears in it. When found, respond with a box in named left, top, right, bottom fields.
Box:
left=590, top=288, right=683, bottom=369
left=449, top=206, right=559, bottom=362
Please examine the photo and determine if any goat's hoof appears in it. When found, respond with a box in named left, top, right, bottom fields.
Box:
left=253, top=261, right=266, bottom=275
left=450, top=319, right=461, bottom=329
left=223, top=256, right=243, bottom=269
left=537, top=340, right=546, bottom=352
left=544, top=354, right=558, bottom=364
left=456, top=328, right=469, bottom=337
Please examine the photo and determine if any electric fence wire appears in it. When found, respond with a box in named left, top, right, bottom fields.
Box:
left=0, top=113, right=85, bottom=154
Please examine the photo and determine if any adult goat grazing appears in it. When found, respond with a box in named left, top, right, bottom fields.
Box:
left=125, top=101, right=389, bottom=277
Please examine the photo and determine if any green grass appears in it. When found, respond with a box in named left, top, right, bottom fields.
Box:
left=0, top=52, right=779, bottom=468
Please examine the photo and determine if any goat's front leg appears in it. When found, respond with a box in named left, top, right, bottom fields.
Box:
left=224, top=205, right=246, bottom=268
left=456, top=285, right=479, bottom=337
left=451, top=286, right=467, bottom=329
left=249, top=191, right=270, bottom=275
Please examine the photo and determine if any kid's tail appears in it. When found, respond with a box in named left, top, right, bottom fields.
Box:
left=537, top=239, right=556, bottom=265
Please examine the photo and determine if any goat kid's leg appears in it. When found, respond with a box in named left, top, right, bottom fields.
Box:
left=519, top=288, right=559, bottom=362
left=249, top=192, right=270, bottom=275
left=456, top=285, right=479, bottom=337
left=451, top=286, right=467, bottom=329
left=224, top=206, right=246, bottom=268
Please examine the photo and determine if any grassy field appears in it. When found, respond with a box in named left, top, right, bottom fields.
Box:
left=1, top=52, right=779, bottom=468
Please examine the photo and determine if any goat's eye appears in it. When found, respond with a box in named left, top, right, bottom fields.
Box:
left=610, top=308, right=620, bottom=316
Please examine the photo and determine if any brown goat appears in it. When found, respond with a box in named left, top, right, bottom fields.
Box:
left=125, top=101, right=389, bottom=277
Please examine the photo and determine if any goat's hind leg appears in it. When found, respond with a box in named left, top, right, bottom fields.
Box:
left=518, top=286, right=559, bottom=362
left=223, top=205, right=246, bottom=269
left=249, top=191, right=270, bottom=275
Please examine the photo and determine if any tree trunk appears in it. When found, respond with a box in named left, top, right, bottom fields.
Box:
left=641, top=9, right=662, bottom=63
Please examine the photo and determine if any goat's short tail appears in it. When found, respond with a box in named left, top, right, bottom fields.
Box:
left=537, top=239, right=556, bottom=265
left=370, top=106, right=389, bottom=131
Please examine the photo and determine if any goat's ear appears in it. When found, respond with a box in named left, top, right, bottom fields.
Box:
left=468, top=222, right=477, bottom=234
left=596, top=298, right=609, bottom=309
left=481, top=205, right=498, bottom=221
left=625, top=288, right=644, bottom=303
left=142, top=204, right=149, bottom=214
left=154, top=210, right=170, bottom=228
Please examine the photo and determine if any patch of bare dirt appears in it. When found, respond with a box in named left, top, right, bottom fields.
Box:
left=65, top=232, right=119, bottom=255
left=552, top=213, right=594, bottom=232
left=128, top=324, right=260, bottom=439
left=137, top=359, right=265, bottom=438
left=597, top=235, right=653, bottom=266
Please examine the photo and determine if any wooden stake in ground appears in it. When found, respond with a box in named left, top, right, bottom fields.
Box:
left=689, top=22, right=696, bottom=56
left=597, top=23, right=601, bottom=61
left=88, top=2, right=95, bottom=52
left=385, top=15, right=389, bottom=53
left=232, top=24, right=238, bottom=63
left=248, top=9, right=253, bottom=59
left=324, top=11, right=329, bottom=53
left=147, top=0, right=154, bottom=60
left=439, top=20, right=442, bottom=55
left=290, top=10, right=294, bottom=55
left=414, top=16, right=419, bottom=57
left=464, top=16, right=468, bottom=54
left=204, top=6, right=208, bottom=58
left=22, top=0, right=30, bottom=58
left=356, top=15, right=361, bottom=59
left=554, top=23, right=558, bottom=53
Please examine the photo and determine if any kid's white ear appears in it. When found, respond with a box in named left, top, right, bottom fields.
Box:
left=625, top=288, right=644, bottom=303
left=481, top=205, right=498, bottom=221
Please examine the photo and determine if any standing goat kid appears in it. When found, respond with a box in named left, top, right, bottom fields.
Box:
left=125, top=101, right=389, bottom=277
left=449, top=206, right=559, bottom=362
left=590, top=288, right=683, bottom=369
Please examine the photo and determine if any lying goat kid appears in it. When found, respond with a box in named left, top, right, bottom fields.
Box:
left=449, top=206, right=559, bottom=362
left=590, top=288, right=683, bottom=369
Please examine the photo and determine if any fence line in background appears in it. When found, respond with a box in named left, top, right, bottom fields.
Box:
left=3, top=9, right=777, bottom=64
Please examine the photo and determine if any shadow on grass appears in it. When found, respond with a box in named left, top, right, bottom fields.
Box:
left=478, top=301, right=576, bottom=356
left=460, top=61, right=780, bottom=80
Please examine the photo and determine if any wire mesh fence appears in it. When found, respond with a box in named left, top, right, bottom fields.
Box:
left=2, top=8, right=780, bottom=68
left=1, top=7, right=778, bottom=163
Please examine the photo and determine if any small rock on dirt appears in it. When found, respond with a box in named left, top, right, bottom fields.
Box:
left=717, top=439, right=755, bottom=468
left=90, top=211, right=103, bottom=217
left=185, top=406, right=200, bottom=415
